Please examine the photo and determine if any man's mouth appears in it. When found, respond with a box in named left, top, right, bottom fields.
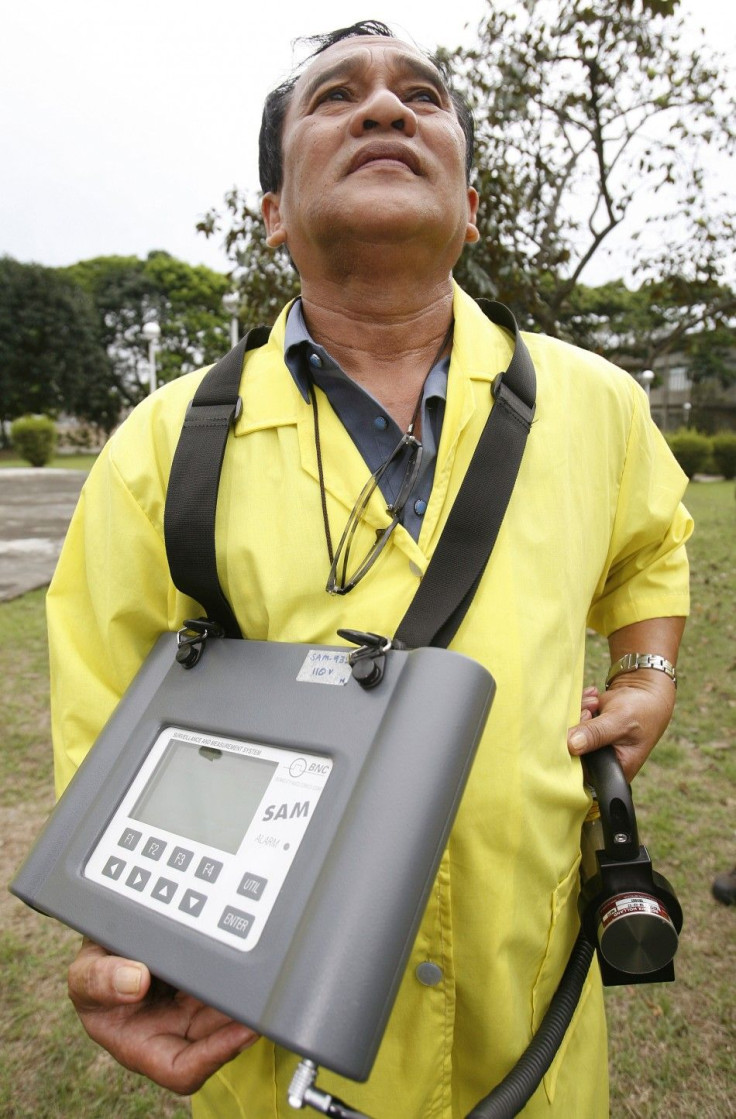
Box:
left=348, top=143, right=421, bottom=175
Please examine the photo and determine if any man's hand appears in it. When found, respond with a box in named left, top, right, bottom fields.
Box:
left=567, top=616, right=685, bottom=782
left=568, top=673, right=676, bottom=781
left=68, top=939, right=259, bottom=1095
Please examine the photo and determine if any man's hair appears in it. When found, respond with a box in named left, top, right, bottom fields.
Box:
left=258, top=20, right=475, bottom=193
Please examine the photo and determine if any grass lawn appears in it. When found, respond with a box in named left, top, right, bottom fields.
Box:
left=600, top=481, right=736, bottom=1119
left=1, top=481, right=733, bottom=1117
left=0, top=451, right=98, bottom=471
left=0, top=591, right=189, bottom=1119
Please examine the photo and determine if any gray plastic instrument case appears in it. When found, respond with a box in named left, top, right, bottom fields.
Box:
left=11, top=634, right=494, bottom=1082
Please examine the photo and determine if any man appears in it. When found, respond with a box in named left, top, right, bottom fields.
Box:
left=52, top=21, right=691, bottom=1118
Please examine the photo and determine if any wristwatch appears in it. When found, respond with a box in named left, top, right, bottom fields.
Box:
left=605, top=653, right=677, bottom=690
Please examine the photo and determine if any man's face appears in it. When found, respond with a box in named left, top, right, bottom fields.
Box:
left=262, top=37, right=479, bottom=272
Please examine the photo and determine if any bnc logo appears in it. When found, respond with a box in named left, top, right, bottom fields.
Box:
left=308, top=762, right=330, bottom=774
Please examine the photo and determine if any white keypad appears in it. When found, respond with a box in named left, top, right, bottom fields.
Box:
left=84, top=727, right=332, bottom=951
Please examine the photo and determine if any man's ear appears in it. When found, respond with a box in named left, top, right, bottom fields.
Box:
left=262, top=193, right=288, bottom=248
left=465, top=187, right=480, bottom=244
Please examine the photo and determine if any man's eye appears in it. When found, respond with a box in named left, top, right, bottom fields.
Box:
left=409, top=89, right=441, bottom=105
left=319, top=87, right=351, bottom=103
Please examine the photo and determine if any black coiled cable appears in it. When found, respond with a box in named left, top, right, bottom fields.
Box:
left=465, top=932, right=595, bottom=1118
left=306, top=933, right=595, bottom=1119
left=326, top=1099, right=373, bottom=1119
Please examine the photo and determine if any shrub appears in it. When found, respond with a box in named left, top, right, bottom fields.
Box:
left=59, top=422, right=99, bottom=452
left=10, top=415, right=57, bottom=467
left=711, top=431, right=736, bottom=480
left=664, top=428, right=712, bottom=479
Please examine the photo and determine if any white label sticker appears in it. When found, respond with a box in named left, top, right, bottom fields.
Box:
left=297, top=649, right=351, bottom=686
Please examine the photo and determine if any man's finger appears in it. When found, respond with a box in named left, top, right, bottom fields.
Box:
left=166, top=1022, right=260, bottom=1092
left=118, top=1019, right=260, bottom=1095
left=179, top=998, right=256, bottom=1044
left=567, top=712, right=630, bottom=756
left=69, top=940, right=151, bottom=1010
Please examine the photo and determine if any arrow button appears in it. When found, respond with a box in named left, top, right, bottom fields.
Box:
left=126, top=866, right=151, bottom=892
left=151, top=877, right=177, bottom=905
left=178, top=889, right=207, bottom=917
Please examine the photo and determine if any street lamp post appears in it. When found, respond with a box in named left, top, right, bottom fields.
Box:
left=142, top=320, right=161, bottom=394
left=683, top=401, right=692, bottom=429
left=640, top=369, right=655, bottom=401
left=222, top=291, right=240, bottom=349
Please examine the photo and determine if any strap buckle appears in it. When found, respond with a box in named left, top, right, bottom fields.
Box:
left=184, top=395, right=243, bottom=423
left=337, top=629, right=392, bottom=689
left=492, top=373, right=536, bottom=429
left=176, top=617, right=225, bottom=669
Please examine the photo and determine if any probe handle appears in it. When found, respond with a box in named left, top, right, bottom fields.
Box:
left=583, top=746, right=639, bottom=860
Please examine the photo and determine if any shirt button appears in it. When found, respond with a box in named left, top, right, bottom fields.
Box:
left=309, top=352, right=323, bottom=369
left=374, top=416, right=388, bottom=430
left=413, top=499, right=427, bottom=516
left=416, top=961, right=443, bottom=986
left=408, top=561, right=423, bottom=579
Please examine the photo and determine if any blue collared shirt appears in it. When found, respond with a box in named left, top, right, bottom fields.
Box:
left=283, top=299, right=448, bottom=541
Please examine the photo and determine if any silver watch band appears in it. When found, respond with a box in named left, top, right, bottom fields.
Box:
left=605, top=653, right=677, bottom=690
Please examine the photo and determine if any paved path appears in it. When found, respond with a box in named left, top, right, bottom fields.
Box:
left=0, top=469, right=86, bottom=601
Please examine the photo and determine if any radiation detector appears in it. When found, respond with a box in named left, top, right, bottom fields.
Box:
left=11, top=631, right=495, bottom=1085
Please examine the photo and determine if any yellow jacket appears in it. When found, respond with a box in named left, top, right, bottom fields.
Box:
left=49, top=285, right=691, bottom=1117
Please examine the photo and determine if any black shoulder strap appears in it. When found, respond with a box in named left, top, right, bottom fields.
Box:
left=393, top=300, right=536, bottom=649
left=164, top=325, right=270, bottom=638
left=164, top=301, right=535, bottom=649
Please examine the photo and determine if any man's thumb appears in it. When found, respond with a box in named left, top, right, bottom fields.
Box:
left=567, top=717, right=613, bottom=757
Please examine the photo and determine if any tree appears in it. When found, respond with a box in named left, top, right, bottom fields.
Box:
left=0, top=257, right=118, bottom=440
left=197, top=192, right=300, bottom=331
left=448, top=0, right=736, bottom=344
left=687, top=324, right=736, bottom=388
left=555, top=276, right=736, bottom=378
left=64, top=252, right=233, bottom=404
left=198, top=2, right=735, bottom=359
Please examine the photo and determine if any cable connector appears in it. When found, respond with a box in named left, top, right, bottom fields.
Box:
left=288, top=1059, right=319, bottom=1110
left=287, top=1059, right=372, bottom=1118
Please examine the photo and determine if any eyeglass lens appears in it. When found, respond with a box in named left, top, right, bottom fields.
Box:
left=327, top=434, right=423, bottom=594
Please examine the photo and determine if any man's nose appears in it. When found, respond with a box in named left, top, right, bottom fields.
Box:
left=349, top=88, right=418, bottom=137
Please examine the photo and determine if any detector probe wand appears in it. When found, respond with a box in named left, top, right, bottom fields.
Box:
left=287, top=746, right=682, bottom=1119
left=286, top=924, right=593, bottom=1119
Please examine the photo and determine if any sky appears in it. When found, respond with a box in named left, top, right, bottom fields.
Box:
left=1, top=0, right=734, bottom=287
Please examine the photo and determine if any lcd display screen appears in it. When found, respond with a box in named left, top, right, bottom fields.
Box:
left=131, top=738, right=278, bottom=854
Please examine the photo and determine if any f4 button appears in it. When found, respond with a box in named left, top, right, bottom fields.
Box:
left=195, top=857, right=223, bottom=884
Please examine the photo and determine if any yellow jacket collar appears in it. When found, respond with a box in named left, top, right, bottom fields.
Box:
left=233, top=284, right=516, bottom=438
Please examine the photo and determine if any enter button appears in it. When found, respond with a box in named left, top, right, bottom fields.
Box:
left=218, top=906, right=255, bottom=940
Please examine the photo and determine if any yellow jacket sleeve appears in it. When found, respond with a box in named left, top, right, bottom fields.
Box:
left=587, top=382, right=692, bottom=635
left=48, top=432, right=176, bottom=796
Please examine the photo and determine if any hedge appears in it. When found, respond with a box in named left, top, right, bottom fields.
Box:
left=664, top=429, right=713, bottom=479
left=711, top=432, right=736, bottom=480
left=10, top=415, right=58, bottom=467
